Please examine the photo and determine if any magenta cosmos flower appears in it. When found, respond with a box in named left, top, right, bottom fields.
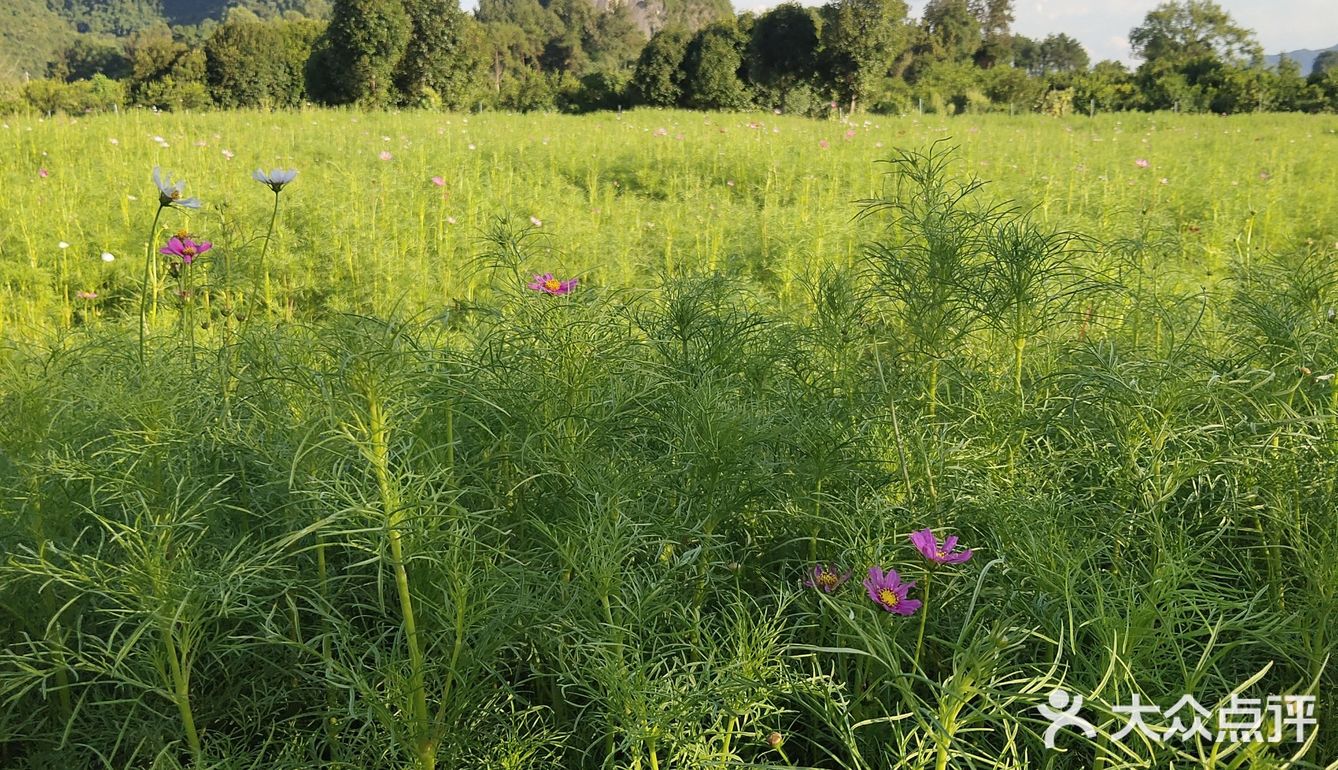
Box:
left=528, top=273, right=578, bottom=296
left=864, top=567, right=921, bottom=615
left=804, top=564, right=851, bottom=594
left=909, top=528, right=973, bottom=565
left=160, top=236, right=212, bottom=265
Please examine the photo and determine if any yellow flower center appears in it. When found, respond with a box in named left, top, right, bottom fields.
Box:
left=878, top=588, right=900, bottom=608
left=816, top=572, right=839, bottom=590
left=543, top=279, right=561, bottom=292
left=182, top=246, right=197, bottom=257
left=175, top=228, right=191, bottom=239
left=936, top=550, right=948, bottom=559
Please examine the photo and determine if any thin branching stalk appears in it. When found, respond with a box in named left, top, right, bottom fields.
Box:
left=139, top=204, right=165, bottom=368
left=362, top=384, right=433, bottom=770
left=256, top=191, right=281, bottom=318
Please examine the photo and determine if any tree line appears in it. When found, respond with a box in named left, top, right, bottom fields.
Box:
left=4, top=0, right=1338, bottom=116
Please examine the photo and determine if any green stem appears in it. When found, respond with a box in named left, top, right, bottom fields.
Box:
left=366, top=391, right=433, bottom=770
left=139, top=205, right=164, bottom=368
left=316, top=535, right=340, bottom=752
left=179, top=265, right=195, bottom=369
left=873, top=342, right=914, bottom=500
left=256, top=192, right=280, bottom=319
left=430, top=571, right=468, bottom=740
left=720, top=715, right=737, bottom=762
left=1013, top=335, right=1026, bottom=403
left=927, top=358, right=940, bottom=418
left=808, top=477, right=823, bottom=563
left=914, top=571, right=932, bottom=671
left=160, top=619, right=202, bottom=765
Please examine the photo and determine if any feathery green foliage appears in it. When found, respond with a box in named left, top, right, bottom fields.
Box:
left=0, top=111, right=1335, bottom=769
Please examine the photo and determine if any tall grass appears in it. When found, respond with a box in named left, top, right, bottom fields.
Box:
left=0, top=112, right=1335, bottom=769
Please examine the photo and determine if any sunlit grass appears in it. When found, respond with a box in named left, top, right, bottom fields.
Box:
left=0, top=111, right=1334, bottom=769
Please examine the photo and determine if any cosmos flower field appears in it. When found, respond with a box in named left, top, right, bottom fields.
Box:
left=1, top=110, right=1336, bottom=769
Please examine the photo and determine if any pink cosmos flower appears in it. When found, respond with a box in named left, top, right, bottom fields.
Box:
left=159, top=236, right=213, bottom=265
left=527, top=273, right=577, bottom=296
left=1134, top=158, right=1150, bottom=168
left=38, top=168, right=49, bottom=178
left=379, top=151, right=393, bottom=161
left=845, top=129, right=857, bottom=139
left=804, top=564, right=851, bottom=594
left=530, top=215, right=543, bottom=227
left=431, top=176, right=446, bottom=187
left=909, top=528, right=973, bottom=565
left=818, top=140, right=830, bottom=149
left=864, top=567, right=921, bottom=615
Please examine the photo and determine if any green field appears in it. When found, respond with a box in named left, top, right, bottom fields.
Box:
left=1, top=110, right=1336, bottom=769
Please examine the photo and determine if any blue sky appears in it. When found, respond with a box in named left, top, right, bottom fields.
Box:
left=459, top=0, right=1338, bottom=66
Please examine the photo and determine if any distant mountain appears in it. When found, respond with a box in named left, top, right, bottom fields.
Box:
left=1264, top=44, right=1338, bottom=76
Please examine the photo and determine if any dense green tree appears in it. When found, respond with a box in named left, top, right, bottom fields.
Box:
left=1267, top=56, right=1317, bottom=111
left=680, top=21, right=751, bottom=109
left=1311, top=50, right=1338, bottom=78
left=395, top=0, right=478, bottom=107
left=970, top=0, right=1012, bottom=68
left=1128, top=1, right=1263, bottom=113
left=585, top=5, right=644, bottom=71
left=1037, top=33, right=1088, bottom=74
left=205, top=17, right=320, bottom=108
left=125, top=23, right=209, bottom=108
left=919, top=0, right=979, bottom=64
left=307, top=0, right=410, bottom=107
left=476, top=0, right=558, bottom=34
left=561, top=68, right=632, bottom=111
left=981, top=60, right=1036, bottom=106
left=1311, top=66, right=1338, bottom=111
left=1011, top=34, right=1038, bottom=73
left=819, top=0, right=910, bottom=112
left=630, top=26, right=690, bottom=106
left=911, top=59, right=986, bottom=112
left=1130, top=0, right=1261, bottom=67
left=1071, top=59, right=1137, bottom=112
left=22, top=73, right=125, bottom=113
left=49, top=36, right=131, bottom=81
left=747, top=3, right=820, bottom=105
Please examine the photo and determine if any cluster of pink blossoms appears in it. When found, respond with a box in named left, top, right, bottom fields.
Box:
left=806, top=528, right=974, bottom=615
